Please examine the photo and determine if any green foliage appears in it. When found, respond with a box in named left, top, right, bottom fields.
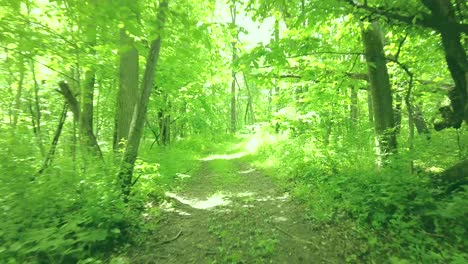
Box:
left=256, top=134, right=468, bottom=263
left=0, top=151, right=138, bottom=263
left=0, top=131, right=201, bottom=263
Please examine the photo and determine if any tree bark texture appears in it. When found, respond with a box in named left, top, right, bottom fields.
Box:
left=114, top=28, right=139, bottom=150
left=362, top=21, right=397, bottom=161
left=58, top=81, right=102, bottom=157
left=78, top=8, right=101, bottom=157
left=422, top=0, right=468, bottom=129
left=343, top=0, right=468, bottom=129
left=118, top=0, right=168, bottom=199
left=158, top=108, right=171, bottom=146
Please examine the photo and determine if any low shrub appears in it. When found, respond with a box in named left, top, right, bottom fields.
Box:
left=255, top=136, right=468, bottom=263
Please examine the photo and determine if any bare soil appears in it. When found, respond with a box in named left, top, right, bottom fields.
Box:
left=129, top=149, right=362, bottom=264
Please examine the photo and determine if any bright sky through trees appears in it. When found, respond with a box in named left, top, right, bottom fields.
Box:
left=214, top=1, right=276, bottom=50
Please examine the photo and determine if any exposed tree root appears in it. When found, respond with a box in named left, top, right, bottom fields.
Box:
left=157, top=230, right=183, bottom=245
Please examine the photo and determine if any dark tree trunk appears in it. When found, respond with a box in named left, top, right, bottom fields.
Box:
left=58, top=81, right=102, bottom=157
left=38, top=103, right=68, bottom=174
left=158, top=109, right=171, bottom=146
left=367, top=89, right=374, bottom=123
left=413, top=104, right=431, bottom=138
left=422, top=0, right=468, bottom=129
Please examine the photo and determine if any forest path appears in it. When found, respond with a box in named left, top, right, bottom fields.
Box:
left=133, top=139, right=354, bottom=263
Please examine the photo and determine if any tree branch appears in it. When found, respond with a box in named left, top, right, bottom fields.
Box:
left=394, top=32, right=408, bottom=61
left=341, top=0, right=468, bottom=33
left=287, top=50, right=364, bottom=58
left=58, top=81, right=79, bottom=121
left=2, top=46, right=77, bottom=81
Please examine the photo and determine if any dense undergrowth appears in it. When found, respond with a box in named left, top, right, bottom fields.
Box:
left=253, top=128, right=468, bottom=263
left=0, top=133, right=231, bottom=263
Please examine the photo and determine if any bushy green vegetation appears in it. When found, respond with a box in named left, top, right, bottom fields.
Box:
left=254, top=128, right=468, bottom=263
left=1, top=139, right=127, bottom=262
left=0, top=133, right=223, bottom=263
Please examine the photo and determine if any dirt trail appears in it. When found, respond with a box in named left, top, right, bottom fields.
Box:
left=132, top=148, right=357, bottom=263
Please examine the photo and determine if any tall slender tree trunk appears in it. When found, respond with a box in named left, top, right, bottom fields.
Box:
left=118, top=0, right=168, bottom=199
left=158, top=102, right=171, bottom=146
left=367, top=89, right=374, bottom=123
left=243, top=72, right=255, bottom=124
left=114, top=28, right=139, bottom=151
left=78, top=5, right=101, bottom=157
left=394, top=91, right=402, bottom=134
left=230, top=4, right=237, bottom=133
left=28, top=60, right=46, bottom=157
left=274, top=18, right=281, bottom=112
left=362, top=21, right=397, bottom=164
left=12, top=58, right=25, bottom=129
left=350, top=85, right=358, bottom=127
left=38, top=102, right=68, bottom=175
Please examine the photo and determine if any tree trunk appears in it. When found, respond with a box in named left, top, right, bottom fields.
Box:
left=422, top=0, right=468, bottom=129
left=58, top=81, right=102, bottom=157
left=114, top=28, right=139, bottom=151
left=413, top=104, right=430, bottom=138
left=29, top=60, right=45, bottom=156
left=118, top=0, right=168, bottom=199
left=362, top=21, right=397, bottom=163
left=158, top=108, right=171, bottom=146
left=230, top=4, right=237, bottom=133
left=367, top=88, right=374, bottom=123
left=274, top=18, right=281, bottom=112
left=12, top=58, right=25, bottom=128
left=243, top=73, right=255, bottom=125
left=394, top=91, right=402, bottom=134
left=78, top=9, right=101, bottom=157
left=350, top=85, right=358, bottom=127
left=38, top=103, right=68, bottom=175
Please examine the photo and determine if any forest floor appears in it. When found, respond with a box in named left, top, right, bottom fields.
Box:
left=129, top=139, right=362, bottom=263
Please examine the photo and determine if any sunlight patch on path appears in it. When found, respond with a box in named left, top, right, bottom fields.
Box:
left=165, top=192, right=231, bottom=209
left=161, top=189, right=290, bottom=219
left=175, top=173, right=191, bottom=179
left=238, top=168, right=256, bottom=174
left=200, top=152, right=248, bottom=161
left=235, top=191, right=255, bottom=197
left=159, top=201, right=192, bottom=216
